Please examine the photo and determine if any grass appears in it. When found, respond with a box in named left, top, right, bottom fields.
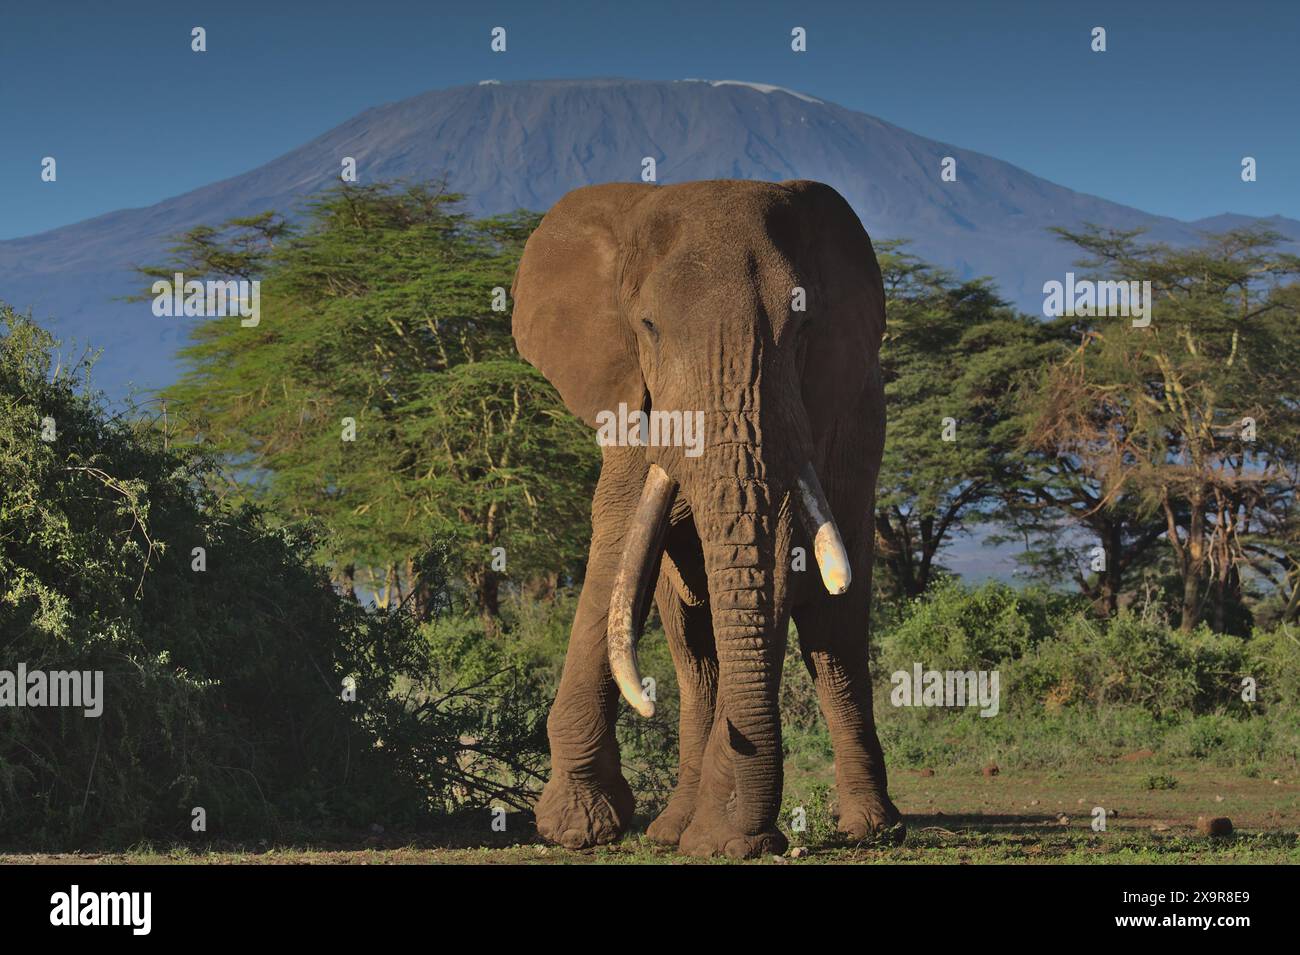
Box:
left=4, top=757, right=1296, bottom=865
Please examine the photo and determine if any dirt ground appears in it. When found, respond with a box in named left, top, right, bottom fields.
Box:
left=4, top=760, right=1296, bottom=864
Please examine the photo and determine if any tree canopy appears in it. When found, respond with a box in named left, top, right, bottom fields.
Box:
left=1013, top=226, right=1300, bottom=630
left=874, top=242, right=1053, bottom=598
left=144, top=182, right=598, bottom=622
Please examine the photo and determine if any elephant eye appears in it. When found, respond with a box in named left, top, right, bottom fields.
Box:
left=641, top=317, right=657, bottom=335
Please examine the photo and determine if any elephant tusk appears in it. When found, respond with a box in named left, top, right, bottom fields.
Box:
left=608, top=463, right=676, bottom=717
left=795, top=461, right=852, bottom=595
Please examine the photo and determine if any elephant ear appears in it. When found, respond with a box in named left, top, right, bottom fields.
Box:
left=512, top=183, right=655, bottom=428
left=781, top=179, right=886, bottom=442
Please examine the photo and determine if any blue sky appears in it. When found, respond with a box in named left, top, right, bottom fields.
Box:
left=1, top=0, right=1296, bottom=240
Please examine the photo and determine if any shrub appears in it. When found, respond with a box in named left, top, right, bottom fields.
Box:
left=1245, top=626, right=1300, bottom=709
left=1013, top=614, right=1250, bottom=718
left=873, top=579, right=1269, bottom=720
left=877, top=578, right=1081, bottom=676
left=0, top=309, right=543, bottom=847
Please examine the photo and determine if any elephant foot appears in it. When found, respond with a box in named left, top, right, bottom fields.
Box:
left=534, top=769, right=635, bottom=849
left=679, top=817, right=789, bottom=859
left=837, top=792, right=906, bottom=845
left=645, top=795, right=696, bottom=845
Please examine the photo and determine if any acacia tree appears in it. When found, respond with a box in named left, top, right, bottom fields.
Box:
left=145, top=182, right=598, bottom=623
left=1021, top=226, right=1300, bottom=631
left=873, top=242, right=1050, bottom=598
left=998, top=301, right=1170, bottom=615
left=992, top=448, right=1170, bottom=615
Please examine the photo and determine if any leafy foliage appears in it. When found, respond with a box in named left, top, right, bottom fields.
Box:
left=148, top=183, right=598, bottom=619
left=874, top=242, right=1054, bottom=597
left=1015, top=226, right=1300, bottom=630
left=0, top=307, right=548, bottom=847
left=873, top=578, right=1295, bottom=720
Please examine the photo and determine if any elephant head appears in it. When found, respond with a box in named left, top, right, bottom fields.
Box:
left=512, top=180, right=885, bottom=837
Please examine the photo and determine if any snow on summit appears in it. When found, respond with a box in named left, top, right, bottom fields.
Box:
left=678, top=79, right=824, bottom=104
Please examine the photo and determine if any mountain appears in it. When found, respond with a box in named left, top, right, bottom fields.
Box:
left=2, top=77, right=1297, bottom=399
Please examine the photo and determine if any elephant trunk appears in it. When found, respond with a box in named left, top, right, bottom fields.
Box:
left=607, top=463, right=676, bottom=717
left=698, top=444, right=785, bottom=835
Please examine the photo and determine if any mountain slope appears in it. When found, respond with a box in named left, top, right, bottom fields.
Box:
left=2, top=77, right=1296, bottom=398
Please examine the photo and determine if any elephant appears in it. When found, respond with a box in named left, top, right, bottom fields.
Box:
left=510, top=178, right=901, bottom=858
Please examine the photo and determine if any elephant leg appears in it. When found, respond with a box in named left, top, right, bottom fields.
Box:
left=645, top=570, right=717, bottom=845
left=534, top=449, right=644, bottom=849
left=792, top=585, right=904, bottom=843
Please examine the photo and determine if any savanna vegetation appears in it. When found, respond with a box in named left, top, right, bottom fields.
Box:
left=2, top=180, right=1297, bottom=860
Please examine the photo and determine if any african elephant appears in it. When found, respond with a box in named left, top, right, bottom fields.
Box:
left=510, top=178, right=901, bottom=858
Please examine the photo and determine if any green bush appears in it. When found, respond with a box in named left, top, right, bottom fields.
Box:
left=872, top=579, right=1278, bottom=720
left=1245, top=626, right=1300, bottom=708
left=0, top=309, right=544, bottom=847
left=862, top=579, right=1298, bottom=770
left=1012, top=614, right=1250, bottom=718
left=878, top=578, right=1082, bottom=675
